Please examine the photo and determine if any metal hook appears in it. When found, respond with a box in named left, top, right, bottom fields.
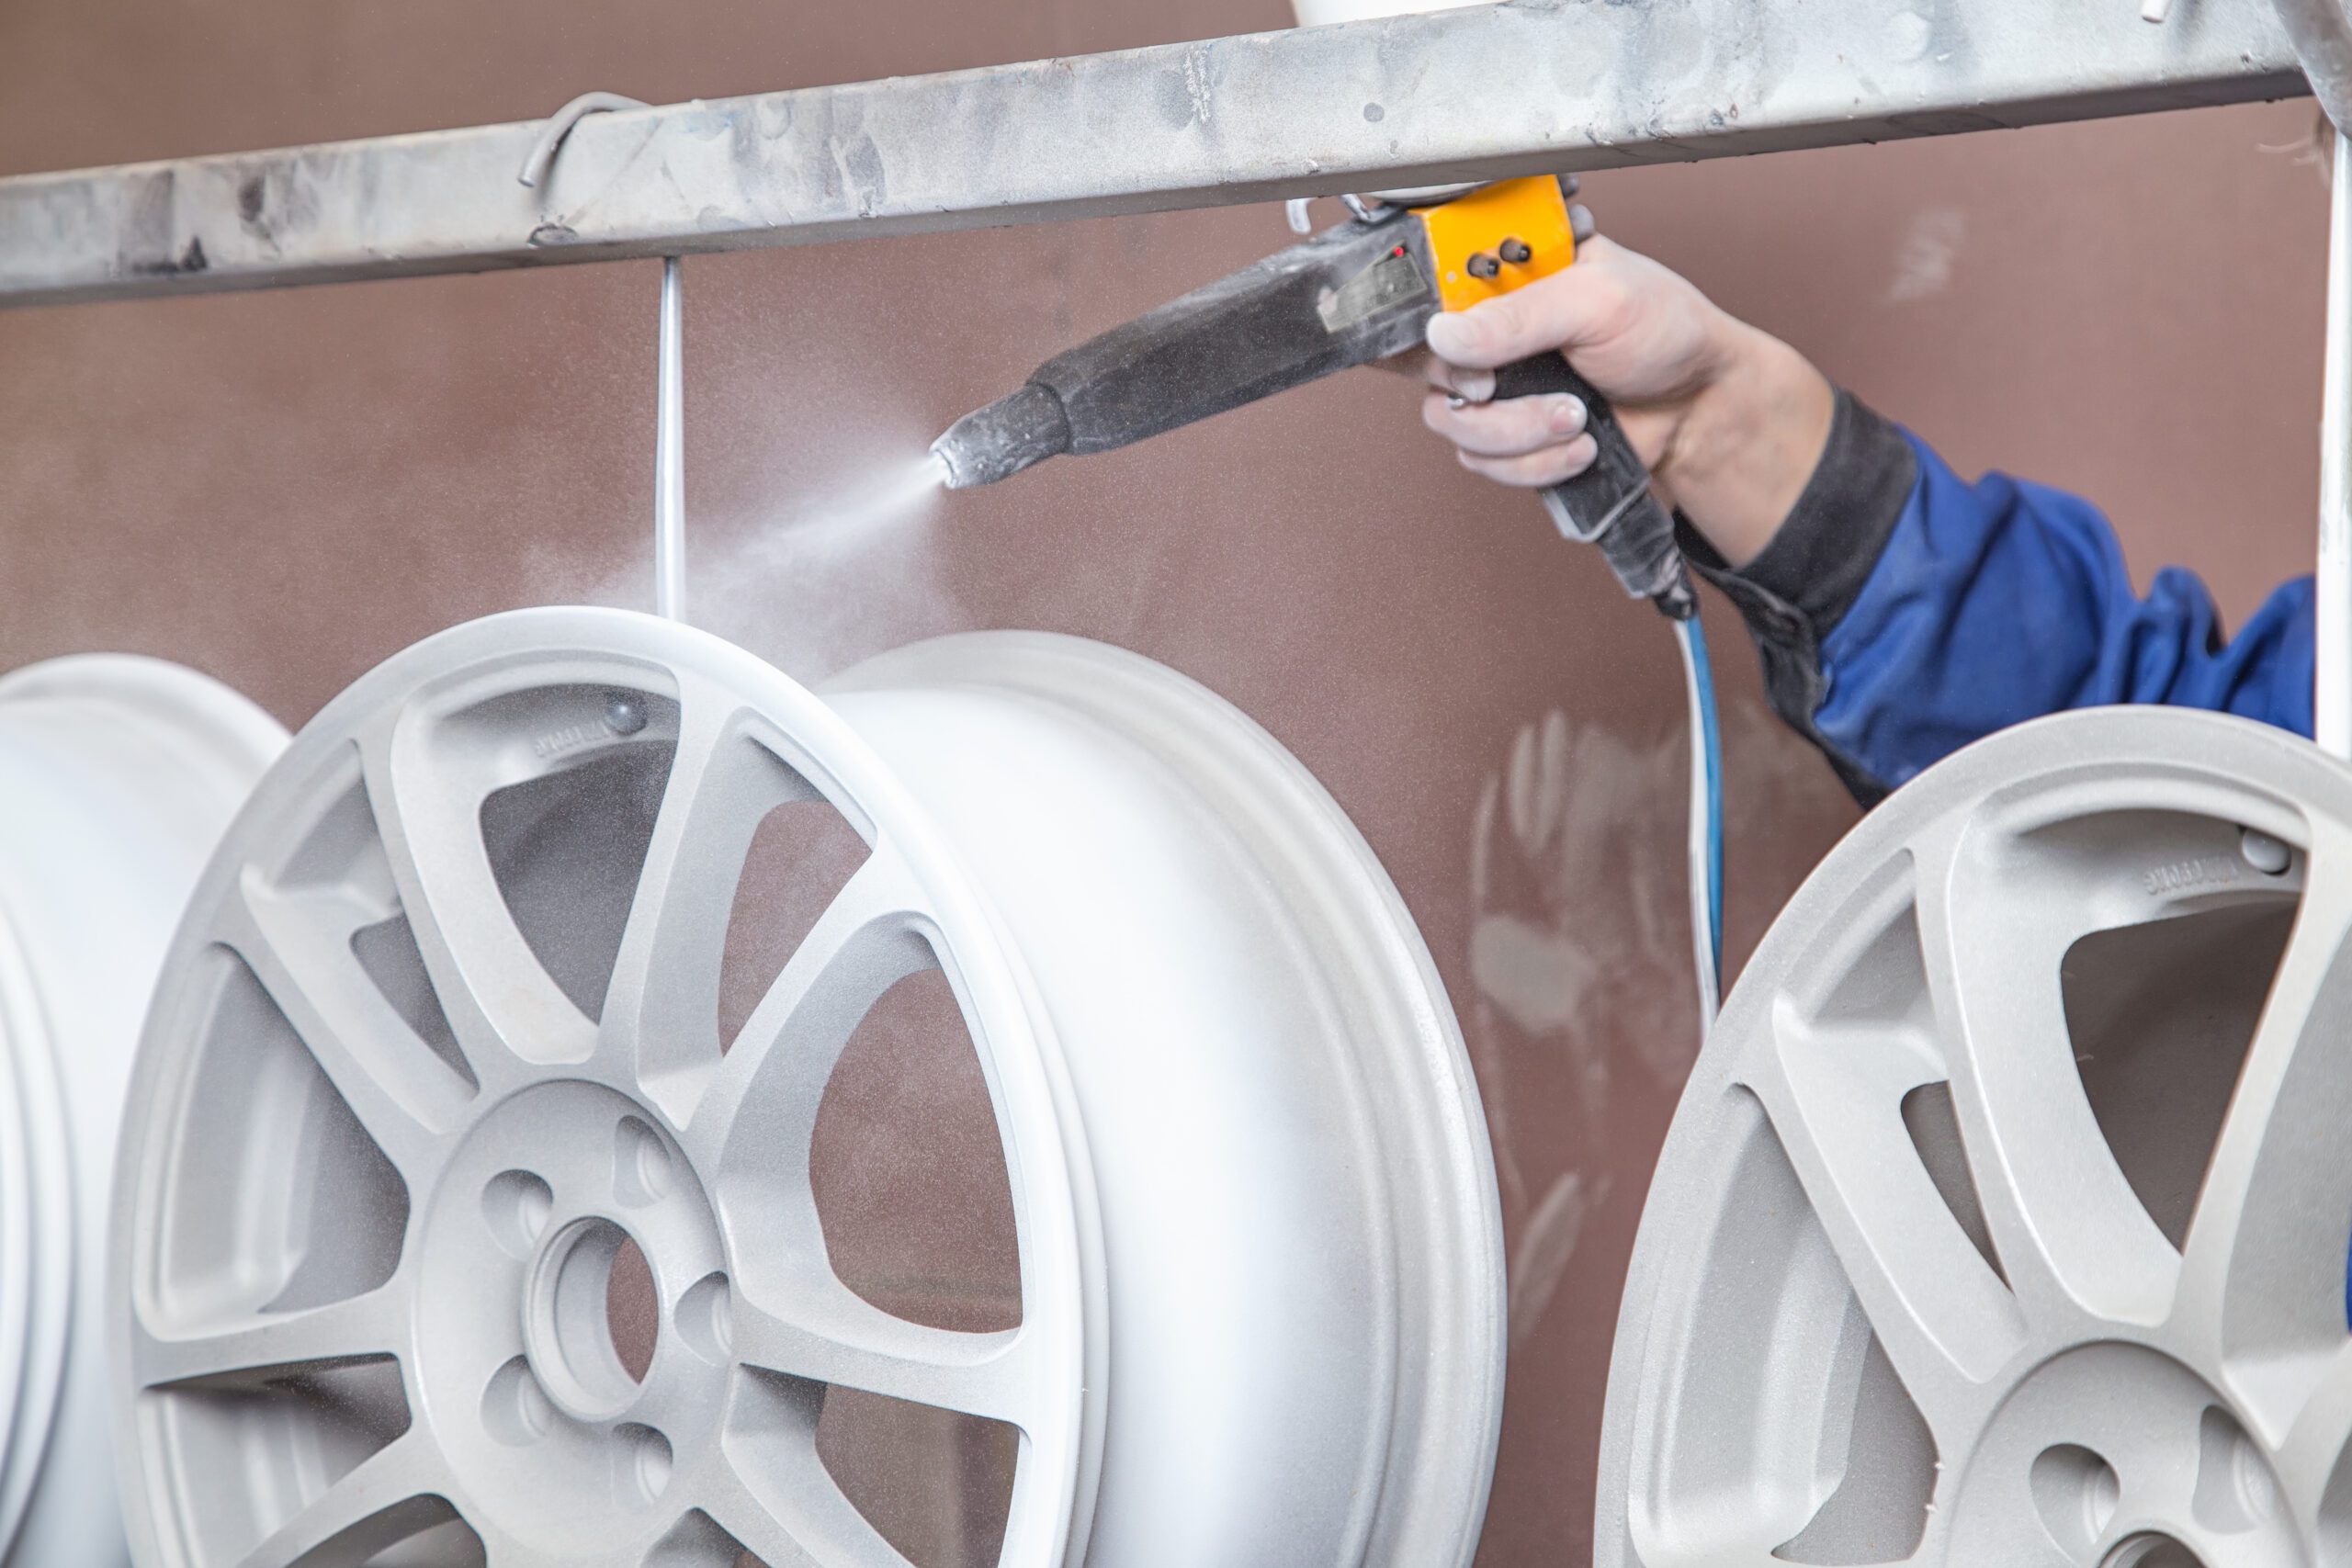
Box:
left=655, top=256, right=685, bottom=623
left=514, top=92, right=684, bottom=620
left=516, top=92, right=650, bottom=189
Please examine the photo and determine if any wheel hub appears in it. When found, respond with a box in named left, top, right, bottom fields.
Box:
left=2105, top=1534, right=2211, bottom=1566
left=413, top=1080, right=730, bottom=1540
left=1951, top=1344, right=2294, bottom=1567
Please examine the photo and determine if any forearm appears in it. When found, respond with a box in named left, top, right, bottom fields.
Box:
left=1652, top=320, right=1837, bottom=570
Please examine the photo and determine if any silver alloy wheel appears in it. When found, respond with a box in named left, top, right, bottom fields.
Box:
left=0, top=655, right=286, bottom=1568
left=112, top=608, right=1505, bottom=1568
left=1599, top=708, right=2352, bottom=1567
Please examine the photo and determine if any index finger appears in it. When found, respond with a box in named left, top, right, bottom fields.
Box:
left=1382, top=347, right=1498, bottom=402
left=1424, top=237, right=1624, bottom=371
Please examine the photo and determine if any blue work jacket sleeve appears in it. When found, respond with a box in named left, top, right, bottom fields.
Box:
left=1679, top=393, right=2315, bottom=804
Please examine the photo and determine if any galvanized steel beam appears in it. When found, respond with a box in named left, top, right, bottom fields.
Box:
left=2273, top=0, right=2352, bottom=130
left=0, top=0, right=2311, bottom=308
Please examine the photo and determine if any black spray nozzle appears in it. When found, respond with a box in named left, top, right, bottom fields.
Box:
left=932, top=383, right=1073, bottom=490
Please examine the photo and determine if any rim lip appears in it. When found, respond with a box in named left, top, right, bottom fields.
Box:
left=107, top=606, right=1094, bottom=1568
left=0, top=653, right=285, bottom=1560
left=0, top=653, right=289, bottom=787
left=0, top=896, right=57, bottom=1560
left=830, top=629, right=1508, bottom=1568
left=1595, top=706, right=2352, bottom=1566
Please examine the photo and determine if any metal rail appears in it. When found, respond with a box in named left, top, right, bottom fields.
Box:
left=0, top=0, right=2309, bottom=308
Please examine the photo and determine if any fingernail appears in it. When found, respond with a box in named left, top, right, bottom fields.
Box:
left=1555, top=395, right=1588, bottom=434
left=1446, top=393, right=1468, bottom=411
left=1450, top=367, right=1496, bottom=403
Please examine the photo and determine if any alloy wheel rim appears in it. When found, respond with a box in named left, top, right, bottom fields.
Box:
left=0, top=654, right=285, bottom=1565
left=116, top=613, right=1088, bottom=1568
left=1599, top=707, right=2352, bottom=1568
left=114, top=609, right=1504, bottom=1568
left=0, top=899, right=62, bottom=1563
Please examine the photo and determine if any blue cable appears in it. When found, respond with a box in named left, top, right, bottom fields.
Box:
left=1690, top=615, right=1724, bottom=967
left=1672, top=612, right=1726, bottom=1018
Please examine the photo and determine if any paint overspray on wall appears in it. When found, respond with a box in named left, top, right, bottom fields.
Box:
left=1887, top=207, right=1967, bottom=304
left=1469, top=685, right=1824, bottom=1354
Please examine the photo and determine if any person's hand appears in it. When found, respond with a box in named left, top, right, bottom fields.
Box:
left=1416, top=238, right=1723, bottom=485
left=1411, top=234, right=1835, bottom=570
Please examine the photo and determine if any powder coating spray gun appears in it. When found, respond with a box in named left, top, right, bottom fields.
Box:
left=931, top=175, right=1725, bottom=1012
left=931, top=175, right=1698, bottom=623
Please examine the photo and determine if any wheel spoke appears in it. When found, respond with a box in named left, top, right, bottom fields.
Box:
left=131, top=1280, right=410, bottom=1390
left=360, top=715, right=596, bottom=1073
left=1743, top=1003, right=2022, bottom=1435
left=241, top=1429, right=451, bottom=1568
left=599, top=688, right=812, bottom=1121
left=474, top=1531, right=639, bottom=1568
left=2272, top=1339, right=2352, bottom=1529
left=222, top=876, right=457, bottom=1182
left=698, top=1450, right=917, bottom=1568
left=1913, top=829, right=2180, bottom=1327
left=734, top=1286, right=1036, bottom=1430
left=683, top=847, right=931, bottom=1162
left=2177, top=835, right=2352, bottom=1437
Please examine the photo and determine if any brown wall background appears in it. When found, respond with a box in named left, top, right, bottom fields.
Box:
left=0, top=0, right=2331, bottom=1559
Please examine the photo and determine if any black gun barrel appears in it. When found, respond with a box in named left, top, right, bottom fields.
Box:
left=932, top=212, right=1431, bottom=490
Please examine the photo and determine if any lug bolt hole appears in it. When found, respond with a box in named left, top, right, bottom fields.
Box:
left=482, top=1169, right=553, bottom=1260
left=615, top=1115, right=673, bottom=1206
left=2031, top=1442, right=2120, bottom=1556
left=482, top=1354, right=553, bottom=1447
left=2194, top=1404, right=2277, bottom=1531
left=676, top=1270, right=733, bottom=1365
left=620, top=1422, right=673, bottom=1502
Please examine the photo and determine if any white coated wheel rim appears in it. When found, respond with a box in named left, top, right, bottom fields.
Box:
left=1598, top=708, right=2352, bottom=1568
left=0, top=901, right=63, bottom=1565
left=113, top=608, right=1504, bottom=1568
left=0, top=655, right=284, bottom=1567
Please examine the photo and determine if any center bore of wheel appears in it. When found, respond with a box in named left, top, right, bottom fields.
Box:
left=2102, top=1535, right=2204, bottom=1568
left=526, top=1214, right=653, bottom=1423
